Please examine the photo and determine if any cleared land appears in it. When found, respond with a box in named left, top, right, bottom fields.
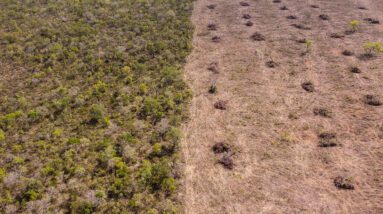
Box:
left=181, top=0, right=383, bottom=213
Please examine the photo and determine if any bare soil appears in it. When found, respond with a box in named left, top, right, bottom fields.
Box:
left=181, top=0, right=383, bottom=213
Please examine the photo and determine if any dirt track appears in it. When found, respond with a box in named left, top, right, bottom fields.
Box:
left=181, top=0, right=383, bottom=213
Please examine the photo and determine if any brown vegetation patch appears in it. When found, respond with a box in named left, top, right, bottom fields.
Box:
left=212, top=142, right=231, bottom=154
left=301, top=81, right=315, bottom=92
left=319, top=132, right=336, bottom=140
left=310, top=5, right=319, bottom=8
left=212, top=36, right=221, bottom=43
left=319, top=14, right=330, bottom=21
left=286, top=15, right=297, bottom=20
left=296, top=38, right=307, bottom=43
left=280, top=6, right=288, bottom=10
left=313, top=108, right=332, bottom=118
left=318, top=132, right=338, bottom=147
left=364, top=18, right=380, bottom=24
left=245, top=21, right=254, bottom=26
left=214, top=100, right=228, bottom=110
left=344, top=29, right=356, bottom=35
left=273, top=0, right=281, bottom=3
left=342, top=50, right=354, bottom=56
left=363, top=95, right=382, bottom=106
left=358, top=53, right=375, bottom=61
left=266, top=60, right=278, bottom=68
left=208, top=23, right=217, bottom=31
left=334, top=176, right=355, bottom=190
left=243, top=14, right=251, bottom=19
left=350, top=67, right=361, bottom=73
left=207, top=4, right=216, bottom=9
left=208, top=84, right=217, bottom=94
left=240, top=2, right=250, bottom=6
left=251, top=32, right=266, bottom=41
left=218, top=154, right=234, bottom=170
left=291, top=24, right=311, bottom=30
left=207, top=62, right=219, bottom=73
left=330, top=33, right=344, bottom=39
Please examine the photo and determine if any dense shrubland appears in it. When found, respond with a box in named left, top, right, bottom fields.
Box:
left=0, top=0, right=194, bottom=213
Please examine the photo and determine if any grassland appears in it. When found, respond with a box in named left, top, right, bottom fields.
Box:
left=0, top=0, right=194, bottom=213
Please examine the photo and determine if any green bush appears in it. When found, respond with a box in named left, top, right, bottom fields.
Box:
left=89, top=104, right=106, bottom=125
left=68, top=137, right=81, bottom=145
left=363, top=42, right=383, bottom=55
left=0, top=129, right=5, bottom=141
left=19, top=180, right=44, bottom=202
left=141, top=97, right=164, bottom=121
left=0, top=168, right=6, bottom=182
left=27, top=109, right=40, bottom=122
left=0, top=110, right=23, bottom=130
left=69, top=200, right=94, bottom=214
left=349, top=20, right=360, bottom=32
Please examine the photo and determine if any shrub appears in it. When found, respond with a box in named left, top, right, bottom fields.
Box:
left=161, top=177, right=177, bottom=195
left=0, top=129, right=5, bottom=141
left=27, top=109, right=40, bottom=121
left=0, top=110, right=23, bottom=130
left=68, top=137, right=81, bottom=145
left=141, top=98, right=164, bottom=121
left=208, top=84, right=217, bottom=94
left=89, top=104, right=106, bottom=125
left=18, top=180, right=44, bottom=202
left=93, top=81, right=108, bottom=98
left=160, top=66, right=182, bottom=87
left=349, top=20, right=360, bottom=32
left=152, top=143, right=163, bottom=156
left=139, top=159, right=174, bottom=193
left=0, top=168, right=6, bottom=182
left=13, top=156, right=24, bottom=165
left=138, top=83, right=149, bottom=95
left=41, top=165, right=58, bottom=177
left=69, top=200, right=94, bottom=214
left=52, top=128, right=63, bottom=137
left=304, top=40, right=313, bottom=52
left=363, top=42, right=383, bottom=55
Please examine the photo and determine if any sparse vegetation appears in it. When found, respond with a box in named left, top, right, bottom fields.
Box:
left=214, top=100, right=228, bottom=110
left=334, top=176, right=355, bottom=190
left=301, top=81, right=315, bottom=92
left=212, top=142, right=231, bottom=154
left=318, top=132, right=338, bottom=147
left=363, top=42, right=383, bottom=56
left=342, top=50, right=354, bottom=56
left=363, top=95, right=382, bottom=106
left=348, top=20, right=360, bottom=33
left=208, top=84, right=217, bottom=94
left=0, top=0, right=194, bottom=212
left=304, top=39, right=314, bottom=53
left=313, top=108, right=332, bottom=118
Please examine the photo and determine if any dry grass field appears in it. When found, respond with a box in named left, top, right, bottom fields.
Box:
left=181, top=0, right=383, bottom=213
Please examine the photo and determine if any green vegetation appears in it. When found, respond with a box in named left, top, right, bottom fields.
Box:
left=0, top=129, right=5, bottom=142
left=363, top=42, right=383, bottom=56
left=304, top=40, right=313, bottom=52
left=0, top=0, right=194, bottom=213
left=349, top=20, right=360, bottom=32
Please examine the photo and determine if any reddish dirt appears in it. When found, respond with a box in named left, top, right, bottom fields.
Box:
left=181, top=0, right=383, bottom=213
